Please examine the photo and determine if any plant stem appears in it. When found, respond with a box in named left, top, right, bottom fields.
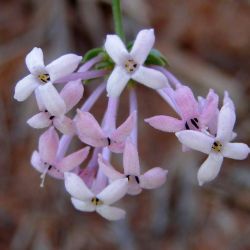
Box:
left=112, top=0, right=125, bottom=41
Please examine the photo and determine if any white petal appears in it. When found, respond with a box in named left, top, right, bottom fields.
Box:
left=216, top=104, right=236, bottom=143
left=27, top=112, right=51, bottom=129
left=106, top=66, right=130, bottom=97
left=14, top=74, right=39, bottom=101
left=71, top=198, right=95, bottom=212
left=97, top=178, right=128, bottom=205
left=35, top=88, right=46, bottom=110
left=176, top=130, right=214, bottom=154
left=25, top=47, right=45, bottom=75
left=38, top=83, right=66, bottom=116
left=53, top=116, right=75, bottom=135
left=30, top=150, right=44, bottom=173
left=96, top=205, right=126, bottom=221
left=104, top=35, right=128, bottom=65
left=197, top=153, right=224, bottom=186
left=46, top=54, right=82, bottom=82
left=130, top=29, right=155, bottom=65
left=64, top=172, right=93, bottom=200
left=132, top=66, right=168, bottom=89
left=222, top=142, right=249, bottom=160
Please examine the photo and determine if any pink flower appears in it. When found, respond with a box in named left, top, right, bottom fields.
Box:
left=64, top=172, right=128, bottom=221
left=98, top=140, right=167, bottom=195
left=27, top=79, right=83, bottom=135
left=75, top=110, right=136, bottom=153
left=31, top=127, right=90, bottom=187
left=14, top=47, right=82, bottom=116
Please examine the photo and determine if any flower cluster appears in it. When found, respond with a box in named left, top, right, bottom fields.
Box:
left=14, top=29, right=249, bottom=220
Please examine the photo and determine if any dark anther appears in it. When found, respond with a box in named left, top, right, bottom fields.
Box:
left=191, top=119, right=199, bottom=129
left=214, top=142, right=218, bottom=146
left=49, top=116, right=55, bottom=120
left=44, top=110, right=48, bottom=113
left=133, top=64, right=137, bottom=68
left=185, top=122, right=190, bottom=130
left=48, top=165, right=52, bottom=170
left=107, top=137, right=111, bottom=146
left=41, top=78, right=47, bottom=83
left=135, top=176, right=140, bottom=184
left=126, top=175, right=130, bottom=180
left=194, top=118, right=198, bottom=122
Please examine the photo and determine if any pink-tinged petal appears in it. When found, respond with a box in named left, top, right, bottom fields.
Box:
left=98, top=155, right=124, bottom=181
left=25, top=47, right=45, bottom=75
left=35, top=88, right=46, bottom=110
left=75, top=110, right=107, bottom=147
left=222, top=143, right=249, bottom=160
left=60, top=79, right=84, bottom=112
left=130, top=29, right=155, bottom=65
left=132, top=66, right=168, bottom=89
left=104, top=35, right=128, bottom=65
left=27, top=112, right=51, bottom=129
left=216, top=104, right=236, bottom=143
left=64, top=172, right=93, bottom=200
left=96, top=205, right=126, bottom=221
left=38, top=127, right=59, bottom=164
left=145, top=115, right=184, bottom=133
left=71, top=198, right=95, bottom=212
left=175, top=130, right=214, bottom=154
left=14, top=74, right=39, bottom=101
left=57, top=146, right=90, bottom=172
left=127, top=179, right=142, bottom=195
left=38, top=83, right=66, bottom=116
left=106, top=66, right=130, bottom=97
left=197, top=152, right=224, bottom=186
left=97, top=178, right=128, bottom=205
left=46, top=54, right=82, bottom=82
left=140, top=167, right=167, bottom=189
left=30, top=150, right=44, bottom=173
left=174, top=85, right=199, bottom=120
left=123, top=140, right=140, bottom=176
left=53, top=116, right=75, bottom=135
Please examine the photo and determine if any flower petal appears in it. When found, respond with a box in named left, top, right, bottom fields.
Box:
left=30, top=150, right=44, bottom=173
left=130, top=29, right=155, bottom=65
left=123, top=140, right=140, bottom=176
left=132, top=66, right=168, bottom=89
left=25, top=47, right=45, bottom=75
left=175, top=130, right=214, bottom=154
left=38, top=83, right=66, bottom=116
left=104, top=35, right=128, bottom=65
left=60, top=79, right=84, bottom=112
left=46, top=54, right=82, bottom=82
left=197, top=152, right=224, bottom=186
left=57, top=146, right=90, bottom=172
left=140, top=167, right=167, bottom=189
left=38, top=127, right=59, bottom=164
left=14, top=74, right=39, bottom=101
left=145, top=115, right=184, bottom=132
left=71, top=198, right=95, bottom=212
left=127, top=178, right=142, bottom=195
left=223, top=91, right=235, bottom=110
left=216, top=104, right=236, bottom=143
left=96, top=205, right=126, bottom=221
left=97, top=178, right=128, bottom=205
left=75, top=110, right=107, bottom=147
left=53, top=116, right=75, bottom=135
left=106, top=66, right=130, bottom=97
left=35, top=88, right=46, bottom=110
left=64, top=172, right=93, bottom=200
left=222, top=142, right=249, bottom=160
left=27, top=112, right=51, bottom=129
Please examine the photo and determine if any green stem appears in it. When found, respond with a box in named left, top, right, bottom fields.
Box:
left=112, top=0, right=125, bottom=41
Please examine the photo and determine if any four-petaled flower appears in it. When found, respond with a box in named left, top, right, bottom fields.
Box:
left=104, top=29, right=169, bottom=97
left=99, top=140, right=167, bottom=195
left=64, top=172, right=128, bottom=221
left=176, top=103, right=250, bottom=185
left=14, top=47, right=82, bottom=116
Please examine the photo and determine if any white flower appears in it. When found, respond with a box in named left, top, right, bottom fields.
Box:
left=176, top=103, right=249, bottom=186
left=104, top=29, right=169, bottom=97
left=64, top=172, right=128, bottom=221
left=14, top=47, right=82, bottom=116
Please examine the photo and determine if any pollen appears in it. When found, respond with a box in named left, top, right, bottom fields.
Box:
left=91, top=197, right=103, bottom=206
left=212, top=141, right=222, bottom=152
left=125, top=59, right=138, bottom=73
left=38, top=73, right=50, bottom=83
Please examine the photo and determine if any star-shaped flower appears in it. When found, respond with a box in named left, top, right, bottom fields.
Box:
left=98, top=140, right=167, bottom=195
left=75, top=110, right=136, bottom=153
left=176, top=103, right=250, bottom=185
left=64, top=172, right=128, bottom=221
left=27, top=79, right=83, bottom=135
left=31, top=127, right=90, bottom=187
left=14, top=47, right=82, bottom=116
left=104, top=29, right=168, bottom=97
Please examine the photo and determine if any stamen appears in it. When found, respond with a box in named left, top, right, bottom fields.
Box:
left=212, top=141, right=222, bottom=152
left=126, top=175, right=130, bottom=180
left=185, top=122, right=190, bottom=130
left=38, top=74, right=50, bottom=84
left=191, top=119, right=199, bottom=129
left=124, top=59, right=138, bottom=73
left=91, top=197, right=103, bottom=206
left=135, top=176, right=140, bottom=184
left=107, top=137, right=111, bottom=146
left=49, top=115, right=55, bottom=120
left=40, top=164, right=52, bottom=188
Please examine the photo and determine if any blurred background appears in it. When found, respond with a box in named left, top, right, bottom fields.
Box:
left=0, top=0, right=250, bottom=249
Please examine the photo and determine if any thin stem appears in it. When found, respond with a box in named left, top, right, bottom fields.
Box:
left=129, top=88, right=138, bottom=147
left=112, top=0, right=125, bottom=41
left=78, top=55, right=104, bottom=72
